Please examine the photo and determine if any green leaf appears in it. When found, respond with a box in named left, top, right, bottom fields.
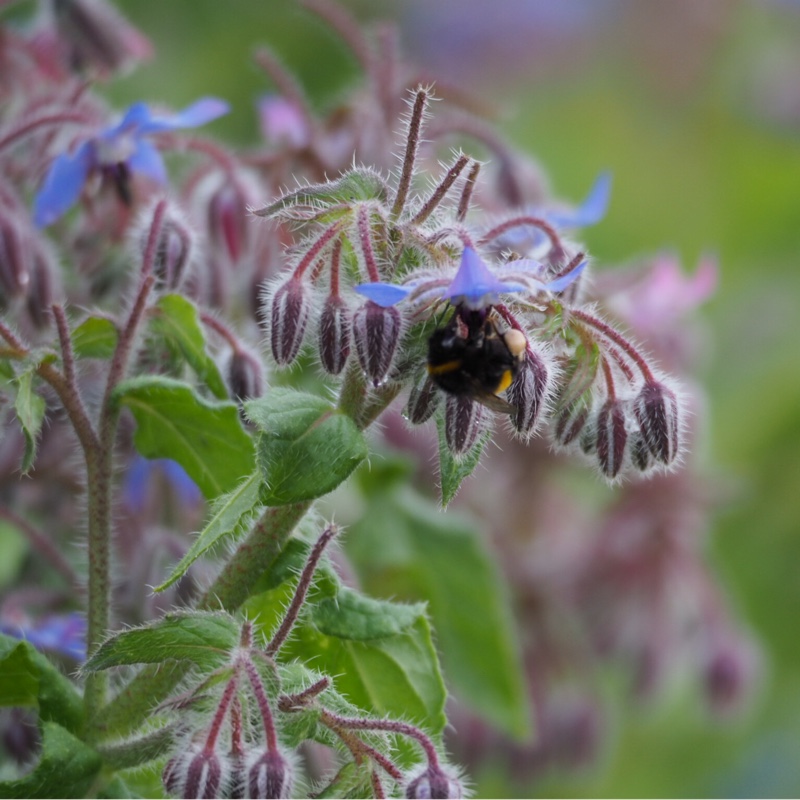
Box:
left=0, top=635, right=84, bottom=733
left=346, top=487, right=532, bottom=740
left=0, top=721, right=102, bottom=799
left=246, top=389, right=367, bottom=506
left=81, top=611, right=239, bottom=673
left=155, top=471, right=264, bottom=592
left=150, top=294, right=228, bottom=399
left=0, top=520, right=28, bottom=588
left=253, top=168, right=389, bottom=219
left=97, top=724, right=177, bottom=770
left=312, top=587, right=426, bottom=641
left=71, top=316, right=118, bottom=359
left=114, top=375, right=254, bottom=500
left=13, top=369, right=46, bottom=473
left=436, top=414, right=491, bottom=507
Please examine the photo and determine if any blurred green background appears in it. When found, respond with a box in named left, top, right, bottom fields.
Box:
left=105, top=1, right=800, bottom=796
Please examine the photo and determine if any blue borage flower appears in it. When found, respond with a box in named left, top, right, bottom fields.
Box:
left=33, top=97, right=229, bottom=227
left=355, top=246, right=587, bottom=311
left=123, top=456, right=203, bottom=511
left=1, top=612, right=87, bottom=662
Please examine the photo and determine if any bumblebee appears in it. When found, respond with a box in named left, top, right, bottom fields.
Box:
left=427, top=305, right=527, bottom=413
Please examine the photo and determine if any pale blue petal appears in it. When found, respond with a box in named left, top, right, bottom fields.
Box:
left=354, top=282, right=410, bottom=307
left=139, top=97, right=230, bottom=134
left=545, top=259, right=588, bottom=292
left=33, top=142, right=94, bottom=228
left=443, top=247, right=524, bottom=305
left=105, top=101, right=153, bottom=139
left=127, top=138, right=167, bottom=183
left=547, top=171, right=612, bottom=228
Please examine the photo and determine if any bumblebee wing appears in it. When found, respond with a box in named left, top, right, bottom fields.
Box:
left=474, top=390, right=517, bottom=415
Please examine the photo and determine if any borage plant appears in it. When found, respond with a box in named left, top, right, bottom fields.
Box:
left=0, top=2, right=742, bottom=798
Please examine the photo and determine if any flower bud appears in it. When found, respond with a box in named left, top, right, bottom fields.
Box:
left=405, top=764, right=463, bottom=799
left=162, top=747, right=228, bottom=799
left=553, top=402, right=590, bottom=448
left=445, top=395, right=487, bottom=455
left=702, top=634, right=758, bottom=717
left=318, top=294, right=351, bottom=375
left=405, top=375, right=440, bottom=425
left=629, top=431, right=652, bottom=472
left=227, top=348, right=264, bottom=402
left=208, top=182, right=249, bottom=264
left=267, top=278, right=311, bottom=365
left=246, top=748, right=294, bottom=799
left=352, top=301, right=402, bottom=385
left=0, top=215, right=30, bottom=299
left=53, top=0, right=153, bottom=77
left=633, top=380, right=680, bottom=465
left=595, top=399, right=628, bottom=479
left=151, top=220, right=193, bottom=291
left=508, top=348, right=550, bottom=437
left=25, top=249, right=57, bottom=329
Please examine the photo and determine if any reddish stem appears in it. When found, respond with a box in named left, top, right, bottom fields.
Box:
left=357, top=205, right=382, bottom=282
left=205, top=674, right=239, bottom=752
left=457, top=161, right=480, bottom=223
left=411, top=154, right=469, bottom=225
left=391, top=88, right=428, bottom=220
left=479, top=215, right=562, bottom=253
left=293, top=222, right=344, bottom=280
left=243, top=657, right=278, bottom=752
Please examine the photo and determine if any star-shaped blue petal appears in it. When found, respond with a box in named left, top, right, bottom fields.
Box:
left=546, top=171, right=612, bottom=229
left=442, top=247, right=525, bottom=309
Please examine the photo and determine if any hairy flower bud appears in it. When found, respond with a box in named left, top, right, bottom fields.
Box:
left=595, top=398, right=628, bottom=479
left=405, top=764, right=463, bottom=799
left=208, top=182, right=249, bottom=264
left=633, top=380, right=680, bottom=465
left=508, top=347, right=550, bottom=437
left=151, top=219, right=193, bottom=291
left=268, top=278, right=311, bottom=365
left=318, top=294, right=351, bottom=375
left=445, top=395, right=487, bottom=455
left=246, top=748, right=294, bottom=799
left=227, top=348, right=264, bottom=401
left=554, top=401, right=590, bottom=448
left=163, top=747, right=227, bottom=799
left=25, top=249, right=57, bottom=329
left=629, top=431, right=652, bottom=472
left=405, top=375, right=440, bottom=425
left=352, top=301, right=402, bottom=384
left=0, top=215, right=30, bottom=300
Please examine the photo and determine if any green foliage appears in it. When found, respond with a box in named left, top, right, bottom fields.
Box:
left=149, top=293, right=228, bottom=399
left=0, top=635, right=84, bottom=734
left=71, top=317, right=118, bottom=360
left=246, top=389, right=368, bottom=505
left=113, top=375, right=254, bottom=499
left=346, top=478, right=532, bottom=740
left=0, top=520, right=28, bottom=588
left=82, top=611, right=240, bottom=672
left=436, top=414, right=491, bottom=507
left=155, top=471, right=264, bottom=591
left=0, top=722, right=102, bottom=799
left=13, top=369, right=46, bottom=473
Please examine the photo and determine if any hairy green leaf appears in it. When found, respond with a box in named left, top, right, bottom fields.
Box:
left=114, top=375, right=254, bottom=500
left=71, top=316, right=118, bottom=359
left=155, top=471, right=264, bottom=592
left=82, top=611, right=239, bottom=673
left=14, top=369, right=45, bottom=473
left=0, top=634, right=84, bottom=734
left=150, top=294, right=228, bottom=399
left=246, top=389, right=367, bottom=505
left=346, top=486, right=532, bottom=740
left=0, top=722, right=102, bottom=799
left=436, top=414, right=491, bottom=507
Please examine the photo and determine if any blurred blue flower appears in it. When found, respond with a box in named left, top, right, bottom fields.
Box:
left=545, top=171, right=612, bottom=229
left=123, top=456, right=203, bottom=511
left=33, top=98, right=229, bottom=227
left=1, top=612, right=87, bottom=662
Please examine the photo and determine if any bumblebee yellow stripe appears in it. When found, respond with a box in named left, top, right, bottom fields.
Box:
left=427, top=360, right=462, bottom=376
left=495, top=369, right=513, bottom=394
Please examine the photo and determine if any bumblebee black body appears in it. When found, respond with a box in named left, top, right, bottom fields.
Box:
left=426, top=306, right=524, bottom=408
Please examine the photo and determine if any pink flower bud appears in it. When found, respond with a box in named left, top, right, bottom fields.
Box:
left=246, top=748, right=294, bottom=799
left=554, top=402, right=590, bottom=448
left=318, top=294, right=351, bottom=375
left=183, top=749, right=225, bottom=799
left=227, top=349, right=264, bottom=401
left=595, top=398, right=628, bottom=479
left=208, top=183, right=249, bottom=264
left=405, top=764, right=463, bottom=799
left=445, top=395, right=487, bottom=455
left=405, top=375, right=440, bottom=425
left=151, top=220, right=193, bottom=291
left=25, top=249, right=57, bottom=329
left=352, top=301, right=402, bottom=385
left=0, top=215, right=30, bottom=300
left=268, top=278, right=311, bottom=365
left=507, top=348, right=550, bottom=437
left=633, top=380, right=680, bottom=465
